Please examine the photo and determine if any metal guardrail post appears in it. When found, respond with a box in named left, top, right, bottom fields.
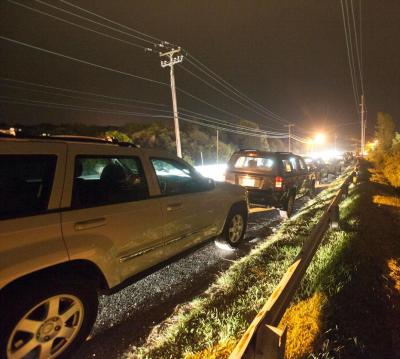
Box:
left=255, top=325, right=287, bottom=359
left=342, top=183, right=349, bottom=199
left=329, top=204, right=340, bottom=229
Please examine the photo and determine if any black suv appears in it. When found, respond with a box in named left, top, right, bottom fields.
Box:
left=225, top=150, right=317, bottom=217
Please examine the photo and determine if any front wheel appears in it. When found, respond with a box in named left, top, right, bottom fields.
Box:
left=0, top=277, right=98, bottom=359
left=220, top=206, right=247, bottom=248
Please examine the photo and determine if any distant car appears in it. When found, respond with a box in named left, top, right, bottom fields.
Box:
left=0, top=135, right=248, bottom=358
left=225, top=149, right=317, bottom=218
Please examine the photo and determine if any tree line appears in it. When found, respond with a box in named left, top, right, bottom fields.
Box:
left=2, top=120, right=295, bottom=165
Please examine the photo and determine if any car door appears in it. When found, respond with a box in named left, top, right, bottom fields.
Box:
left=150, top=157, right=220, bottom=259
left=61, top=146, right=165, bottom=286
left=0, top=141, right=68, bottom=289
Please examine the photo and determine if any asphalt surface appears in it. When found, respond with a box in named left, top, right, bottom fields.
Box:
left=75, top=178, right=334, bottom=359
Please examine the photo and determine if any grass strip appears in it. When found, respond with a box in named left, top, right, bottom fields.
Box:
left=126, top=173, right=351, bottom=359
left=280, top=162, right=400, bottom=358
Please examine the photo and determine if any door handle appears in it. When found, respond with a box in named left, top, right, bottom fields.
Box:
left=167, top=202, right=183, bottom=212
left=74, top=217, right=106, bottom=231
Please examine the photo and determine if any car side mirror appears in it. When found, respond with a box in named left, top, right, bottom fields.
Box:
left=199, top=177, right=215, bottom=191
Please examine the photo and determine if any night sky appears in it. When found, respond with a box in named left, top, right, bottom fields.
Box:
left=1, top=0, right=399, bottom=150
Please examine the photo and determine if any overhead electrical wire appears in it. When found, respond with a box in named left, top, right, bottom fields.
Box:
left=180, top=65, right=286, bottom=127
left=8, top=0, right=147, bottom=50
left=183, top=54, right=287, bottom=123
left=340, top=0, right=366, bottom=118
left=0, top=96, right=291, bottom=139
left=58, top=0, right=164, bottom=45
left=23, top=0, right=290, bottom=129
left=350, top=0, right=364, bottom=94
left=0, top=35, right=168, bottom=86
left=340, top=0, right=359, bottom=114
left=0, top=83, right=171, bottom=113
left=34, top=0, right=155, bottom=46
left=344, top=0, right=360, bottom=100
left=1, top=80, right=292, bottom=137
left=0, top=78, right=166, bottom=107
left=4, top=0, right=310, bottom=141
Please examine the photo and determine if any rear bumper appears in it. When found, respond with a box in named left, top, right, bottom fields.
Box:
left=246, top=188, right=284, bottom=208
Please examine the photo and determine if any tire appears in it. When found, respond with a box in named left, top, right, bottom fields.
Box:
left=220, top=205, right=247, bottom=248
left=308, top=180, right=316, bottom=198
left=279, top=193, right=295, bottom=219
left=0, top=276, right=98, bottom=359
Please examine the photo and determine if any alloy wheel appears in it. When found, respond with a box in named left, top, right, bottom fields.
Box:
left=228, top=214, right=244, bottom=243
left=7, top=294, right=84, bottom=359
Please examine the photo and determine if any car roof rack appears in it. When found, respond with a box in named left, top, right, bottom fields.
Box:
left=0, top=132, right=138, bottom=147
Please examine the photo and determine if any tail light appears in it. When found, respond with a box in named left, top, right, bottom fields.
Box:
left=275, top=176, right=284, bottom=190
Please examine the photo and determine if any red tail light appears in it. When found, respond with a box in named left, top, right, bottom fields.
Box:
left=275, top=176, right=284, bottom=190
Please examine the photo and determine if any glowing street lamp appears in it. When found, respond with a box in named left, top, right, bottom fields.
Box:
left=314, top=133, right=326, bottom=144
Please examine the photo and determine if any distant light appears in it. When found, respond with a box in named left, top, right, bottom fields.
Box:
left=195, top=163, right=227, bottom=182
left=314, top=133, right=326, bottom=144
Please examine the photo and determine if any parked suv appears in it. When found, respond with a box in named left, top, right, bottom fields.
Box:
left=0, top=135, right=248, bottom=359
left=225, top=149, right=316, bottom=217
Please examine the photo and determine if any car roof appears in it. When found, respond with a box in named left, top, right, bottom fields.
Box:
left=233, top=149, right=299, bottom=157
left=0, top=135, right=179, bottom=159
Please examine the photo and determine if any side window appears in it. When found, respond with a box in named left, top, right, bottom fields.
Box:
left=0, top=155, right=57, bottom=219
left=289, top=157, right=298, bottom=171
left=72, top=156, right=149, bottom=208
left=151, top=158, right=202, bottom=195
left=298, top=158, right=307, bottom=171
left=281, top=159, right=292, bottom=173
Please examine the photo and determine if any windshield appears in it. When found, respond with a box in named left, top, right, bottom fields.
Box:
left=233, top=156, right=275, bottom=170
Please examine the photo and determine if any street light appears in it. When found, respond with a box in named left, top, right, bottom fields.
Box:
left=314, top=133, right=326, bottom=144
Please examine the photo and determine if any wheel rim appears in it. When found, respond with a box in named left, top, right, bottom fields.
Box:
left=228, top=214, right=244, bottom=243
left=7, top=294, right=84, bottom=359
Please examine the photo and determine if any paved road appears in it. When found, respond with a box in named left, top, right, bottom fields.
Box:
left=76, top=180, right=333, bottom=358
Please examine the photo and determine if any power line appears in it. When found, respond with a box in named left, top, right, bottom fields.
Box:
left=0, top=95, right=289, bottom=139
left=58, top=0, right=164, bottom=45
left=180, top=65, right=285, bottom=126
left=340, top=0, right=359, bottom=114
left=0, top=78, right=290, bottom=136
left=31, top=0, right=290, bottom=129
left=345, top=0, right=360, bottom=100
left=8, top=0, right=147, bottom=50
left=0, top=78, right=166, bottom=107
left=0, top=83, right=172, bottom=114
left=0, top=35, right=168, bottom=87
left=184, top=54, right=287, bottom=123
left=3, top=3, right=308, bottom=138
left=350, top=0, right=364, bottom=94
left=34, top=0, right=155, bottom=46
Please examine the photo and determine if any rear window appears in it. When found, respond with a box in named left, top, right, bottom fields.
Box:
left=233, top=156, right=275, bottom=170
left=0, top=155, right=57, bottom=219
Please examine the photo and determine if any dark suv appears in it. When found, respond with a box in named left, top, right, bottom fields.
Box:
left=225, top=150, right=316, bottom=217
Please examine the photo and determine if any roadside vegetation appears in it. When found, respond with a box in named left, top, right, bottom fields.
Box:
left=281, top=161, right=400, bottom=358
left=368, top=112, right=400, bottom=188
left=125, top=173, right=351, bottom=359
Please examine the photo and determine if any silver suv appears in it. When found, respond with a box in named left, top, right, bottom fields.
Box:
left=0, top=135, right=248, bottom=359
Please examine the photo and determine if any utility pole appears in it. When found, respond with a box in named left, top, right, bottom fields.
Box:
left=216, top=129, right=219, bottom=164
left=160, top=47, right=183, bottom=157
left=285, top=124, right=294, bottom=152
left=360, top=94, right=365, bottom=156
